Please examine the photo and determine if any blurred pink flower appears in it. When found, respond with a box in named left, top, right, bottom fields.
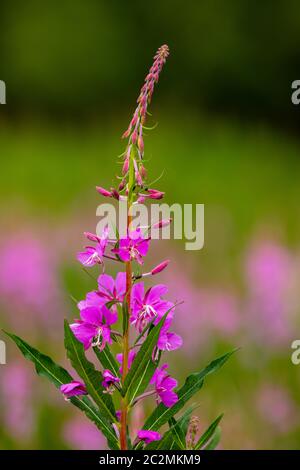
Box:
left=0, top=362, right=35, bottom=441
left=256, top=384, right=298, bottom=434
left=63, top=416, right=106, bottom=450
left=244, top=240, right=296, bottom=347
left=0, top=233, right=64, bottom=333
left=164, top=266, right=241, bottom=356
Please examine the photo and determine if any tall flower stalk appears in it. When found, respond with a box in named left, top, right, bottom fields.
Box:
left=119, top=44, right=169, bottom=450
left=6, top=45, right=235, bottom=451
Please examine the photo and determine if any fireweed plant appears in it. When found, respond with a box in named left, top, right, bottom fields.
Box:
left=6, top=45, right=235, bottom=450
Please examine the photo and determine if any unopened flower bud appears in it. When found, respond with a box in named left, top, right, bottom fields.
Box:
left=131, top=128, right=138, bottom=144
left=138, top=134, right=144, bottom=154
left=96, top=186, right=112, bottom=197
left=140, top=164, right=147, bottom=179
left=111, top=188, right=120, bottom=200
left=131, top=111, right=138, bottom=127
left=147, top=188, right=165, bottom=200
left=135, top=171, right=143, bottom=186
left=122, top=158, right=129, bottom=175
left=84, top=231, right=100, bottom=242
left=118, top=179, right=126, bottom=191
left=122, top=128, right=131, bottom=139
left=152, top=218, right=172, bottom=229
left=151, top=259, right=170, bottom=275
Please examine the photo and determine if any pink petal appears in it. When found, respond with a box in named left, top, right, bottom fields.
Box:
left=137, top=238, right=150, bottom=256
left=98, top=274, right=115, bottom=297
left=78, top=291, right=105, bottom=310
left=80, top=306, right=103, bottom=325
left=70, top=322, right=97, bottom=350
left=158, top=331, right=183, bottom=351
left=115, top=272, right=126, bottom=299
left=160, top=390, right=178, bottom=407
left=145, top=284, right=168, bottom=304
left=77, top=247, right=99, bottom=267
left=162, top=375, right=178, bottom=391
left=131, top=282, right=145, bottom=306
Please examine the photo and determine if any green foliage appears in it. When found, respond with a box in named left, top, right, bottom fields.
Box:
left=203, top=427, right=221, bottom=450
left=144, top=407, right=194, bottom=450
left=93, top=345, right=120, bottom=378
left=194, top=414, right=223, bottom=450
left=123, top=312, right=169, bottom=405
left=4, top=331, right=119, bottom=449
left=141, top=350, right=236, bottom=432
left=64, top=321, right=116, bottom=422
left=4, top=328, right=234, bottom=450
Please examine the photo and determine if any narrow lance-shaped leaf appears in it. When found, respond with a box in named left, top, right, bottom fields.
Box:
left=4, top=331, right=119, bottom=449
left=143, top=407, right=194, bottom=451
left=93, top=345, right=120, bottom=378
left=142, top=349, right=236, bottom=432
left=123, top=311, right=169, bottom=406
left=64, top=320, right=116, bottom=423
left=169, top=416, right=187, bottom=450
left=194, top=414, right=223, bottom=450
left=203, top=426, right=221, bottom=450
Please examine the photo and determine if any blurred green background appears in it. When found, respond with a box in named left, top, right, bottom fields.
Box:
left=1, top=0, right=300, bottom=449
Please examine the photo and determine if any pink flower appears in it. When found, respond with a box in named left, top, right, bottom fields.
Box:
left=60, top=381, right=87, bottom=398
left=77, top=272, right=126, bottom=312
left=77, top=290, right=105, bottom=311
left=116, top=350, right=137, bottom=374
left=137, top=429, right=161, bottom=444
left=150, top=364, right=178, bottom=408
left=70, top=305, right=117, bottom=350
left=102, top=370, right=120, bottom=389
left=97, top=272, right=126, bottom=305
left=131, top=283, right=174, bottom=332
left=157, top=316, right=183, bottom=351
left=77, top=227, right=109, bottom=267
left=112, top=229, right=150, bottom=264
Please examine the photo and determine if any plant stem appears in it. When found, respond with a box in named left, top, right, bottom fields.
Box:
left=120, top=151, right=135, bottom=449
left=120, top=255, right=131, bottom=450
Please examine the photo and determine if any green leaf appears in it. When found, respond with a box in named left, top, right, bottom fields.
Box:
left=123, top=312, right=169, bottom=406
left=144, top=407, right=193, bottom=450
left=169, top=416, right=187, bottom=449
left=133, top=317, right=155, bottom=346
left=93, top=345, right=120, bottom=378
left=64, top=320, right=116, bottom=423
left=142, top=349, right=236, bottom=432
left=4, top=331, right=119, bottom=449
left=168, top=403, right=193, bottom=449
left=194, top=414, right=223, bottom=450
left=203, top=426, right=221, bottom=450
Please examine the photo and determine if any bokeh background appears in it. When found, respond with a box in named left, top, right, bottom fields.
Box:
left=1, top=0, right=300, bottom=449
